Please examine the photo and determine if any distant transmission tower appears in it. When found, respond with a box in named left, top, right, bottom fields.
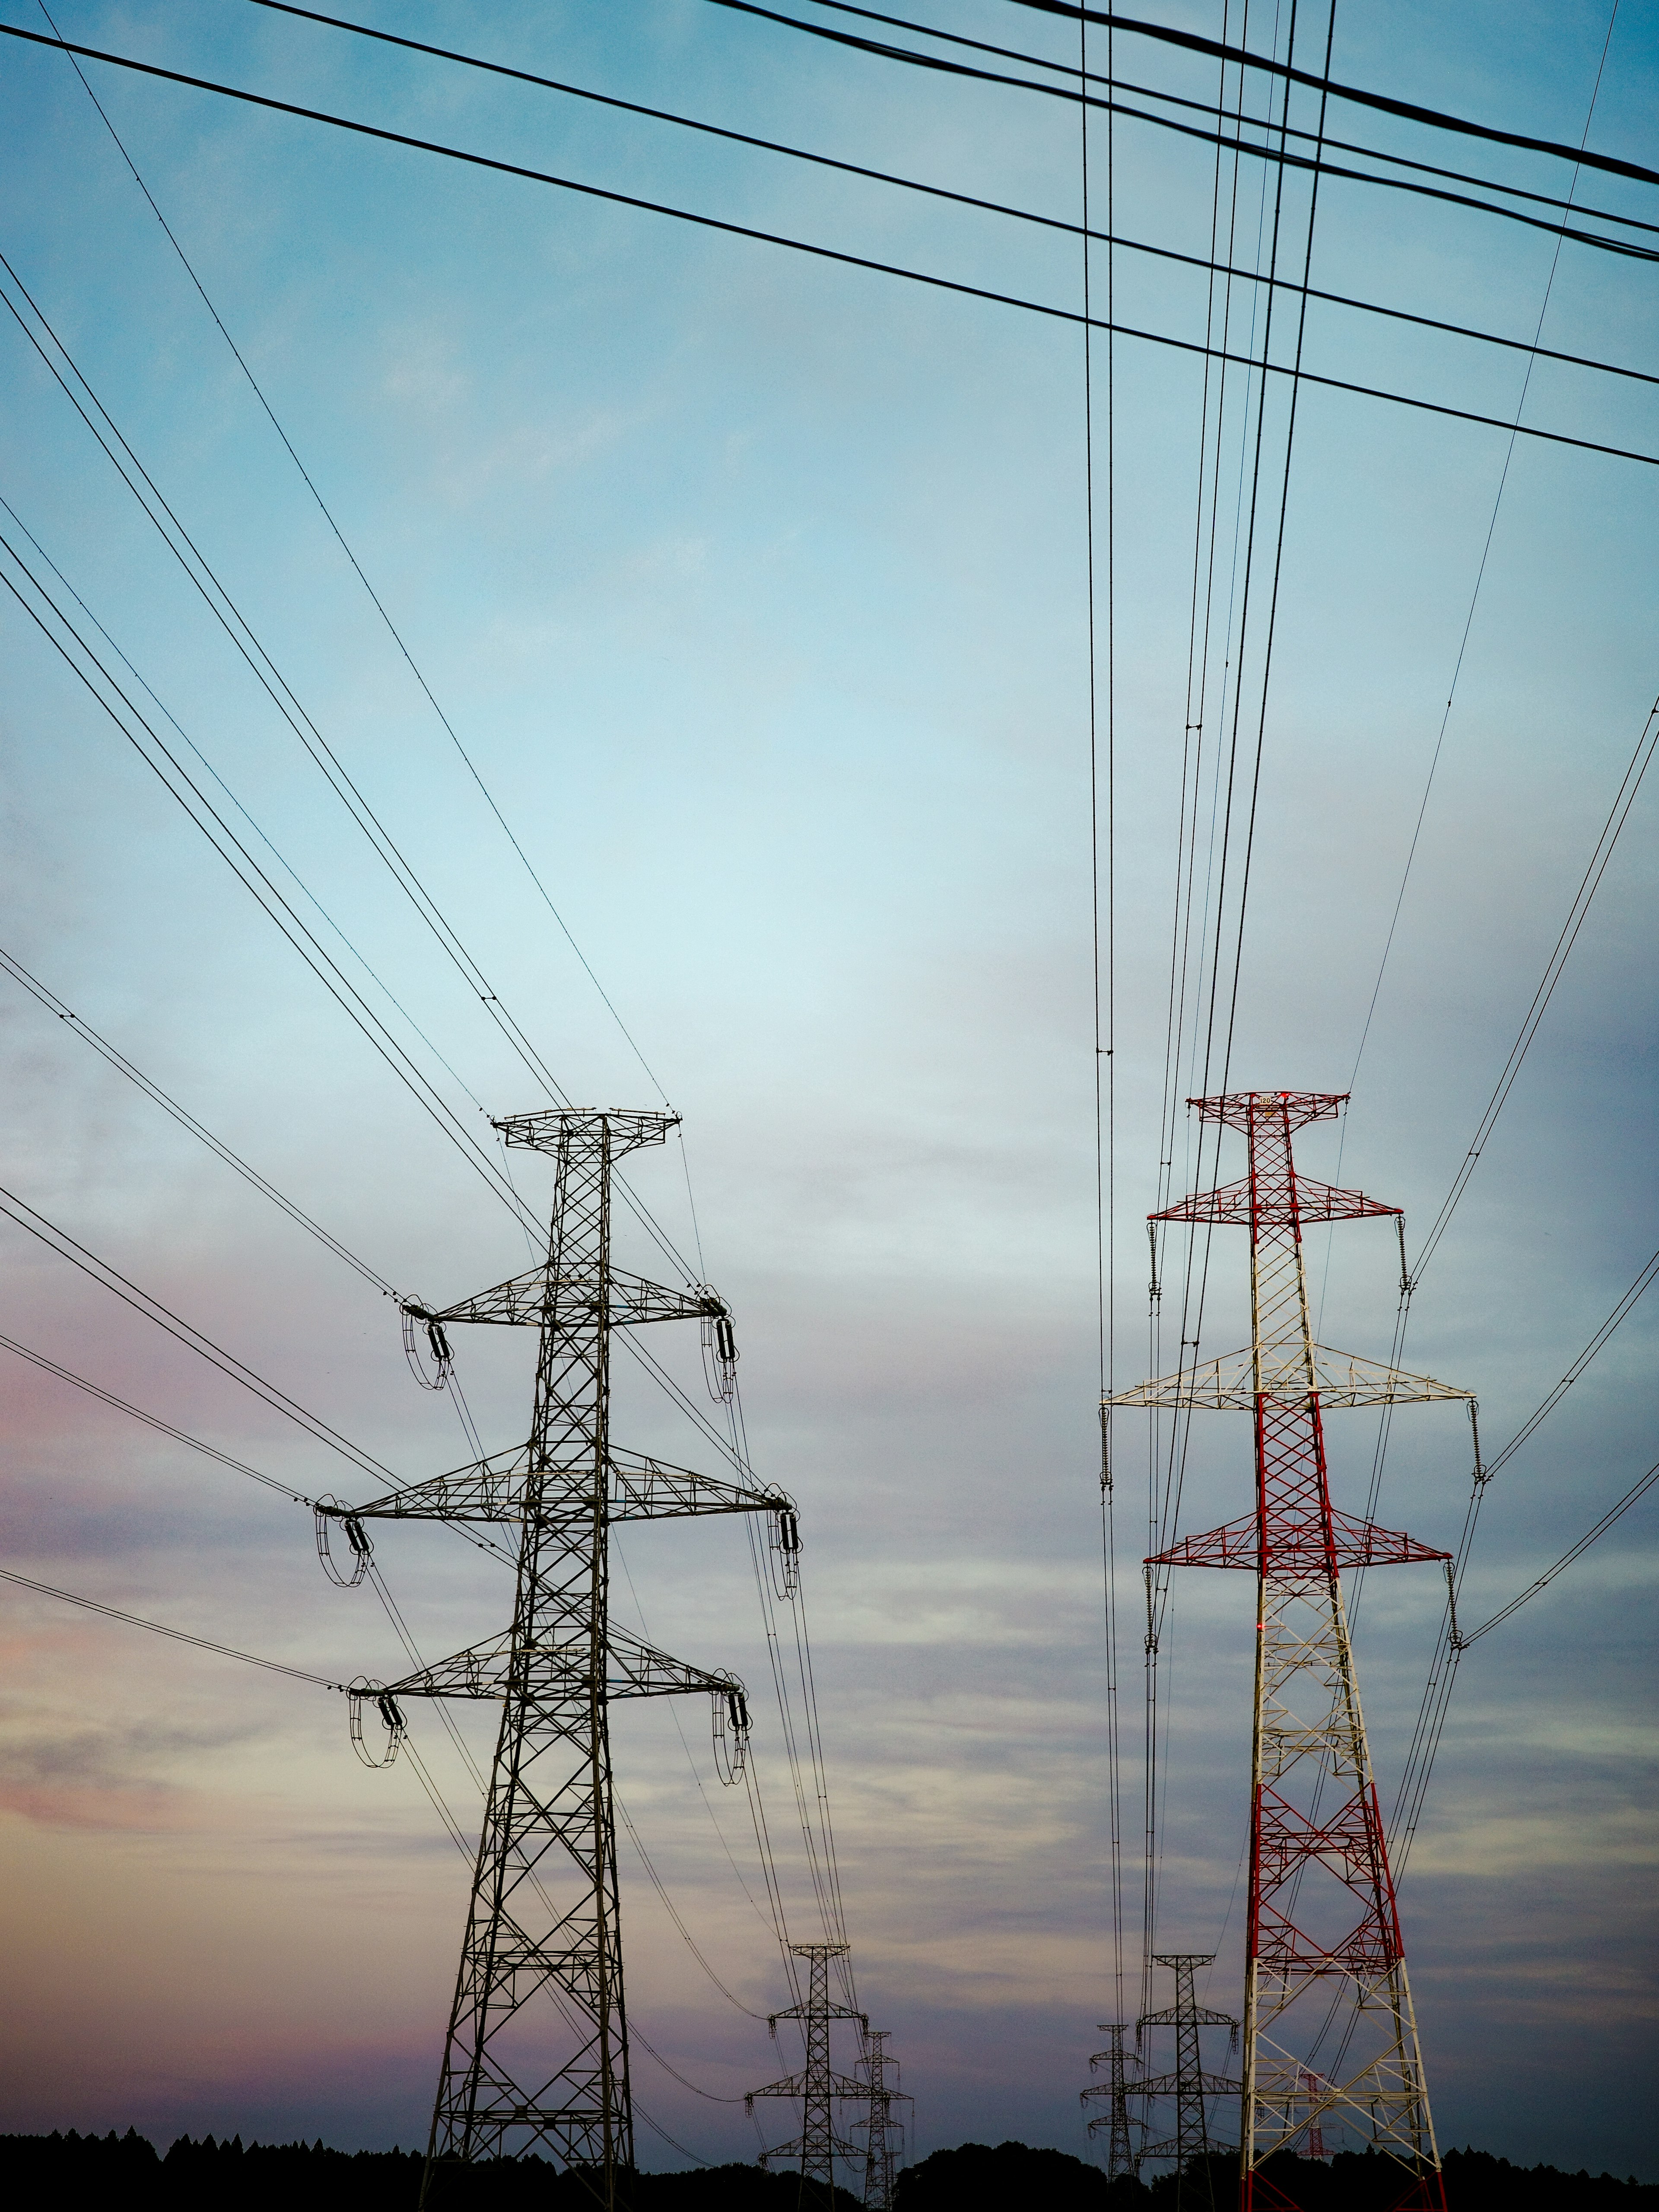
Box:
left=852, top=2030, right=912, bottom=2212
left=1081, top=2022, right=1141, bottom=2178
left=1112, top=1091, right=1471, bottom=2212
left=319, top=1108, right=795, bottom=2209
left=749, top=1942, right=867, bottom=2209
left=1135, top=1954, right=1239, bottom=2202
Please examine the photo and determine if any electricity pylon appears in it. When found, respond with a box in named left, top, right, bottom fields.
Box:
left=320, top=1108, right=795, bottom=2210
left=1134, top=1953, right=1239, bottom=2202
left=852, top=2030, right=912, bottom=2212
left=1082, top=2022, right=1141, bottom=2178
left=1112, top=1092, right=1471, bottom=2212
left=748, top=1942, right=867, bottom=2209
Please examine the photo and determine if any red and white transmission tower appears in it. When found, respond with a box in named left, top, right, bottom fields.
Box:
left=1111, top=1092, right=1474, bottom=2212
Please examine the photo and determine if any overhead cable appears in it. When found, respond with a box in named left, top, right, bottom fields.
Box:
left=0, top=1330, right=312, bottom=1503
left=1413, top=694, right=1659, bottom=1278
left=0, top=1179, right=400, bottom=1485
left=1343, top=9, right=1627, bottom=1112
left=0, top=530, right=543, bottom=1235
left=1456, top=1453, right=1659, bottom=1645
left=0, top=1564, right=346, bottom=1687
left=254, top=0, right=1659, bottom=263
left=702, top=0, right=1659, bottom=250
left=42, top=1, right=672, bottom=1112
left=1001, top=0, right=1659, bottom=188
left=0, top=942, right=398, bottom=1298
left=747, top=0, right=1659, bottom=240
left=3, top=26, right=1653, bottom=471
left=1487, top=1245, right=1659, bottom=1481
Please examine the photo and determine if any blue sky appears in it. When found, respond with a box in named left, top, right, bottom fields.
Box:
left=0, top=0, right=1655, bottom=2184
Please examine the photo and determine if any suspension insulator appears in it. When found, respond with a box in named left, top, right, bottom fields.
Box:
left=777, top=1509, right=800, bottom=1554
left=727, top=1688, right=750, bottom=1737
left=715, top=1314, right=737, bottom=1365
left=316, top=1498, right=369, bottom=1588
left=402, top=1300, right=454, bottom=1390
left=348, top=1677, right=404, bottom=1766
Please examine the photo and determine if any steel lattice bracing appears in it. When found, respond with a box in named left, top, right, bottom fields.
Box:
left=748, top=1943, right=867, bottom=2210
left=853, top=2030, right=911, bottom=2212
left=322, top=1109, right=793, bottom=2212
left=1081, top=2022, right=1142, bottom=2179
left=1112, top=1092, right=1470, bottom=2212
left=1134, top=1953, right=1240, bottom=2200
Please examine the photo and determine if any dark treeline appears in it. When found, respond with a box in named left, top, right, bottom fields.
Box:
left=895, top=2144, right=1659, bottom=2212
left=5, top=2132, right=1653, bottom=2211
left=0, top=2132, right=858, bottom=2212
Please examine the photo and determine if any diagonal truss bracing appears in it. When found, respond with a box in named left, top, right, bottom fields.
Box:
left=1111, top=1092, right=1469, bottom=2212
left=323, top=1108, right=793, bottom=2211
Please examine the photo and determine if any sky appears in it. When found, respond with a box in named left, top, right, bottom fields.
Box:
left=0, top=0, right=1655, bottom=2185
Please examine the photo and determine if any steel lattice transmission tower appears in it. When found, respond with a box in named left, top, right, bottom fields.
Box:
left=1134, top=1954, right=1240, bottom=2201
left=1110, top=1092, right=1473, bottom=2212
left=853, top=2030, right=912, bottom=2212
left=321, top=1109, right=794, bottom=2208
left=748, top=1942, right=867, bottom=2210
left=1081, top=2022, right=1141, bottom=2179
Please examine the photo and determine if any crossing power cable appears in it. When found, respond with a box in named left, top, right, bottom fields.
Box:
left=235, top=2, right=1659, bottom=391
left=0, top=247, right=703, bottom=1294
left=701, top=0, right=1659, bottom=250
left=0, top=525, right=543, bottom=1238
left=1342, top=4, right=1627, bottom=1122
left=40, top=0, right=673, bottom=1114
left=3, top=23, right=1655, bottom=469
left=1002, top=0, right=1659, bottom=188
left=775, top=0, right=1659, bottom=239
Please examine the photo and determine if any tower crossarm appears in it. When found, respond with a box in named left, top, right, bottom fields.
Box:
left=407, top=1270, right=727, bottom=1330
left=1138, top=2007, right=1238, bottom=2030
left=1152, top=1174, right=1398, bottom=1228
left=1147, top=1506, right=1450, bottom=1572
left=1135, top=2071, right=1243, bottom=2097
left=375, top=1624, right=747, bottom=1712
left=748, top=2072, right=868, bottom=2101
left=318, top=1448, right=793, bottom=1528
left=1106, top=1343, right=1470, bottom=1411
left=493, top=1107, right=677, bottom=1158
left=608, top=1450, right=794, bottom=1523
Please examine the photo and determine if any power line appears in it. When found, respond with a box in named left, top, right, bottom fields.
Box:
left=0, top=1330, right=313, bottom=1504
left=1343, top=1, right=1626, bottom=1106
left=238, top=0, right=1659, bottom=381
left=1457, top=1453, right=1659, bottom=1645
left=41, top=0, right=672, bottom=1113
left=1486, top=1244, right=1659, bottom=1481
left=0, top=942, right=398, bottom=1298
left=0, top=527, right=544, bottom=1233
left=3, top=24, right=1655, bottom=470
left=704, top=0, right=1659, bottom=252
left=784, top=0, right=1659, bottom=239
left=1414, top=694, right=1659, bottom=1279
left=1004, top=0, right=1658, bottom=189
left=0, top=1179, right=399, bottom=1484
left=0, top=1564, right=346, bottom=1687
